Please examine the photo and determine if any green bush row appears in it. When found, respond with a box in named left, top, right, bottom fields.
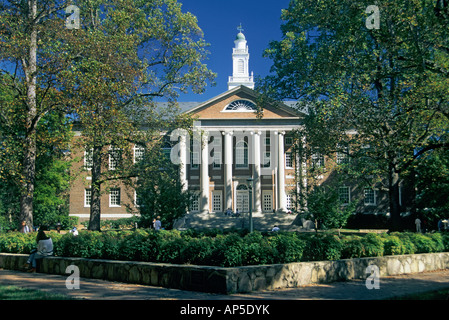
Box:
left=1, top=230, right=448, bottom=267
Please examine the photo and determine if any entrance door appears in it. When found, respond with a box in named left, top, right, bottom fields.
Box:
left=236, top=184, right=249, bottom=213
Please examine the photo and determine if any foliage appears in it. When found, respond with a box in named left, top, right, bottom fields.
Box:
left=305, top=185, right=356, bottom=231
left=341, top=233, right=384, bottom=259
left=300, top=233, right=343, bottom=261
left=3, top=230, right=448, bottom=267
left=259, top=0, right=449, bottom=231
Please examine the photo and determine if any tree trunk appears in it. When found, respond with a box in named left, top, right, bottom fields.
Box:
left=19, top=0, right=38, bottom=230
left=88, top=145, right=102, bottom=231
left=389, top=164, right=402, bottom=231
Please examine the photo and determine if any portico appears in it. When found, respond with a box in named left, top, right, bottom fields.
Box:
left=178, top=85, right=303, bottom=216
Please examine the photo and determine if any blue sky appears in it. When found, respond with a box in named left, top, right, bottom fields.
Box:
left=177, top=0, right=291, bottom=101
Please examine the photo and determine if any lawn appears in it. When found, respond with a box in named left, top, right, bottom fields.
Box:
left=0, top=285, right=73, bottom=300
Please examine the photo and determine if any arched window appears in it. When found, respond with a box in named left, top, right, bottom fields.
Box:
left=237, top=184, right=248, bottom=191
left=236, top=140, right=248, bottom=168
left=224, top=99, right=256, bottom=112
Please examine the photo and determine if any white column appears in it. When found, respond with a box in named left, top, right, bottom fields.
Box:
left=252, top=131, right=262, bottom=214
left=179, top=133, right=188, bottom=192
left=277, top=131, right=287, bottom=213
left=200, top=132, right=209, bottom=214
left=223, top=131, right=233, bottom=212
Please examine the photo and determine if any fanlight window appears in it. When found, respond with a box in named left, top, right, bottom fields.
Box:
left=225, top=99, right=256, bottom=111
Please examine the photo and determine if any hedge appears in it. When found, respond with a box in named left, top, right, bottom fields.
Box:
left=1, top=230, right=449, bottom=267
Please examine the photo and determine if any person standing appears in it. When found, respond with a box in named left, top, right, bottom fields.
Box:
left=415, top=217, right=422, bottom=233
left=153, top=216, right=162, bottom=231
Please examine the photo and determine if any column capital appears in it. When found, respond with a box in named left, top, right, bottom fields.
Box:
left=222, top=130, right=234, bottom=136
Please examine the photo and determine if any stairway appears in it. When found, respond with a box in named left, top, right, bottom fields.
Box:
left=175, top=211, right=298, bottom=232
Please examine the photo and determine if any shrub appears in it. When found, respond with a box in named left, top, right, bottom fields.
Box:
left=242, top=231, right=277, bottom=265
left=391, top=232, right=416, bottom=254
left=360, top=233, right=384, bottom=257
left=408, top=233, right=439, bottom=253
left=181, top=236, right=215, bottom=265
left=341, top=235, right=365, bottom=259
left=300, top=233, right=343, bottom=261
left=383, top=235, right=406, bottom=256
left=269, top=232, right=305, bottom=263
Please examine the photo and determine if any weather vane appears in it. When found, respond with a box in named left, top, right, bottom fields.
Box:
left=237, top=23, right=244, bottom=33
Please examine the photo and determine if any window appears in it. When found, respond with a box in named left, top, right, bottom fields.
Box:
left=212, top=191, right=222, bottom=212
left=213, top=151, right=222, bottom=169
left=109, top=147, right=121, bottom=170
left=190, top=194, right=199, bottom=212
left=364, top=188, right=376, bottom=205
left=263, top=192, right=272, bottom=212
left=134, top=145, right=145, bottom=163
left=339, top=186, right=350, bottom=205
left=213, top=137, right=221, bottom=169
left=312, top=153, right=325, bottom=168
left=285, top=137, right=293, bottom=145
left=134, top=191, right=142, bottom=207
left=84, top=189, right=91, bottom=207
left=236, top=140, right=248, bottom=168
left=285, top=152, right=293, bottom=168
left=263, top=152, right=271, bottom=168
left=337, top=145, right=349, bottom=164
left=225, top=99, right=256, bottom=111
left=286, top=194, right=293, bottom=210
left=265, top=137, right=271, bottom=146
left=84, top=149, right=93, bottom=170
left=109, top=188, right=121, bottom=207
left=191, top=151, right=199, bottom=169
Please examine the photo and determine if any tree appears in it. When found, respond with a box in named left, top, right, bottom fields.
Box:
left=259, top=0, right=449, bottom=231
left=132, top=136, right=192, bottom=229
left=61, top=0, right=214, bottom=231
left=0, top=0, right=79, bottom=229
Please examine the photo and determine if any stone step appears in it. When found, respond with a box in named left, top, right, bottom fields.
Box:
left=177, top=212, right=297, bottom=232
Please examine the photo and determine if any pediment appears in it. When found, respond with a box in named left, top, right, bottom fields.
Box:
left=184, top=86, right=303, bottom=120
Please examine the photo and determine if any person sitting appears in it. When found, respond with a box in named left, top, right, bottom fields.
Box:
left=271, top=225, right=280, bottom=232
left=24, top=227, right=53, bottom=272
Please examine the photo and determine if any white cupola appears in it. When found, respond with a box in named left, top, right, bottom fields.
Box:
left=228, top=25, right=254, bottom=90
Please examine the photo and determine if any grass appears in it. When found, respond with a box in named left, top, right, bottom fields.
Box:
left=390, top=289, right=449, bottom=300
left=0, top=285, right=73, bottom=300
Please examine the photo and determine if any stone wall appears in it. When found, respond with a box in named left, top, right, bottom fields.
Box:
left=1, top=252, right=449, bottom=294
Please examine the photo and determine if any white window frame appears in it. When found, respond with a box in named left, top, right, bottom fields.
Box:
left=312, top=153, right=325, bottom=168
left=134, top=145, right=145, bottom=163
left=190, top=194, right=199, bottom=212
left=84, top=188, right=92, bottom=207
left=235, top=140, right=248, bottom=169
left=364, top=188, right=376, bottom=206
left=109, top=188, right=121, bottom=207
left=84, top=149, right=93, bottom=170
left=286, top=194, right=293, bottom=210
left=109, top=147, right=121, bottom=171
left=262, top=191, right=272, bottom=212
left=191, top=151, right=199, bottom=169
left=212, top=191, right=222, bottom=213
left=339, top=186, right=350, bottom=205
left=263, top=152, right=271, bottom=168
left=285, top=152, right=293, bottom=168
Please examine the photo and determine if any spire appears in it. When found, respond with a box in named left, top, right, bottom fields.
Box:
left=228, top=25, right=254, bottom=90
